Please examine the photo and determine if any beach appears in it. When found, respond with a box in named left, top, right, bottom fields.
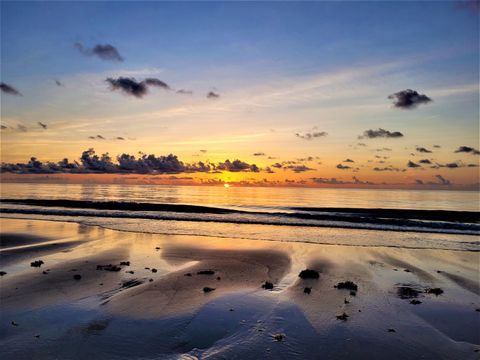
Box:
left=1, top=217, right=479, bottom=359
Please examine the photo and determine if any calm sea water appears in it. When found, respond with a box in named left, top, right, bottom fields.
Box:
left=1, top=183, right=479, bottom=211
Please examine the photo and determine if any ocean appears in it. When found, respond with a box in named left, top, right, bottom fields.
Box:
left=1, top=183, right=479, bottom=251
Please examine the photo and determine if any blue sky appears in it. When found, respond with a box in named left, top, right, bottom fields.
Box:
left=1, top=1, right=479, bottom=188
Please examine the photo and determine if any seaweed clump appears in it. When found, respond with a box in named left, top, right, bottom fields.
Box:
left=298, top=269, right=319, bottom=279
left=335, top=281, right=358, bottom=291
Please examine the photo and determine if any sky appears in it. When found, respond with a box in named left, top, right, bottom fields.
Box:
left=1, top=1, right=479, bottom=189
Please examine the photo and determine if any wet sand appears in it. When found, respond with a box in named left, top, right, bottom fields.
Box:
left=0, top=218, right=479, bottom=359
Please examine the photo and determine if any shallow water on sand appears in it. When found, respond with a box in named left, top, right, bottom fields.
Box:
left=0, top=218, right=479, bottom=359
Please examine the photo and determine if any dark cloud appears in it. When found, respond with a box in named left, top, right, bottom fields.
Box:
left=284, top=165, right=315, bottom=173
left=359, top=128, right=403, bottom=139
left=96, top=135, right=105, bottom=140
left=1, top=82, right=22, bottom=96
left=143, top=78, right=171, bottom=90
left=106, top=77, right=147, bottom=98
left=17, top=124, right=28, bottom=132
left=116, top=137, right=125, bottom=140
left=343, top=159, right=354, bottom=163
left=456, top=0, right=480, bottom=13
left=207, top=91, right=220, bottom=99
left=311, top=176, right=374, bottom=185
left=215, top=159, right=259, bottom=172
left=74, top=43, right=124, bottom=61
left=454, top=146, right=480, bottom=155
left=253, top=152, right=265, bottom=156
left=435, top=174, right=451, bottom=185
left=177, top=89, right=193, bottom=95
left=54, top=79, right=64, bottom=87
left=416, top=146, right=432, bottom=153
left=433, top=145, right=441, bottom=148
left=200, top=150, right=207, bottom=153
left=419, top=159, right=432, bottom=164
left=388, top=89, right=432, bottom=109
left=1, top=125, right=7, bottom=130
left=295, top=131, right=328, bottom=140
left=1, top=149, right=267, bottom=175
left=373, top=166, right=402, bottom=172
left=336, top=164, right=351, bottom=170
left=38, top=122, right=47, bottom=129
left=357, top=143, right=367, bottom=147
left=407, top=160, right=421, bottom=168
left=271, top=163, right=283, bottom=168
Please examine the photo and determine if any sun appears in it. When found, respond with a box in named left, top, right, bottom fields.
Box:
left=224, top=183, right=230, bottom=188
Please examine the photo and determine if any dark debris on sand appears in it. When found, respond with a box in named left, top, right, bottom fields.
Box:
left=203, top=287, right=215, bottom=293
left=122, top=279, right=143, bottom=289
left=73, top=274, right=82, bottom=280
left=273, top=333, right=285, bottom=341
left=120, top=261, right=130, bottom=266
left=410, top=299, right=422, bottom=305
left=387, top=328, right=396, bottom=333
left=335, top=281, right=358, bottom=291
left=31, top=260, right=44, bottom=267
left=336, top=312, right=349, bottom=321
left=426, top=288, right=444, bottom=296
left=0, top=271, right=6, bottom=276
left=304, top=287, right=311, bottom=294
left=262, top=281, right=274, bottom=290
left=397, top=285, right=421, bottom=299
left=197, top=270, right=215, bottom=275
left=184, top=273, right=192, bottom=277
left=151, top=268, right=157, bottom=273
left=96, top=264, right=121, bottom=272
left=298, top=269, right=319, bottom=279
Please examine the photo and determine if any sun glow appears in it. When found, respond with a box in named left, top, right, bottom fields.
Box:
left=224, top=183, right=230, bottom=188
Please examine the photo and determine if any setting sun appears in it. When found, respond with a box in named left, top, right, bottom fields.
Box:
left=224, top=183, right=230, bottom=188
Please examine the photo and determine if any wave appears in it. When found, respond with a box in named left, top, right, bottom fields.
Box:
left=1, top=199, right=479, bottom=235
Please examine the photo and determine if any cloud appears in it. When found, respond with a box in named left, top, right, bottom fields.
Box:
left=435, top=174, right=451, bottom=185
left=295, top=131, right=328, bottom=140
left=106, top=77, right=148, bottom=98
left=373, top=166, right=402, bottom=172
left=343, top=158, right=354, bottom=163
left=143, top=78, right=171, bottom=90
left=271, top=162, right=283, bottom=168
left=253, top=152, right=265, bottom=156
left=116, top=137, right=125, bottom=140
left=433, top=145, right=441, bottom=148
left=284, top=165, right=315, bottom=173
left=177, top=89, right=193, bottom=95
left=357, top=143, right=367, bottom=147
left=200, top=150, right=207, bottom=153
left=454, top=146, right=480, bottom=155
left=17, top=124, right=28, bottom=132
left=74, top=43, right=124, bottom=61
left=336, top=164, right=351, bottom=170
left=407, top=160, right=421, bottom=168
left=1, top=149, right=267, bottom=175
left=311, top=176, right=374, bottom=185
left=419, top=159, right=432, bottom=164
left=207, top=91, right=220, bottom=99
left=215, top=159, right=259, bottom=172
left=416, top=146, right=432, bottom=153
left=359, top=128, right=403, bottom=139
left=1, top=82, right=22, bottom=96
left=388, top=89, right=432, bottom=109
left=1, top=125, right=7, bottom=130
left=38, top=122, right=47, bottom=129
left=54, top=79, right=64, bottom=87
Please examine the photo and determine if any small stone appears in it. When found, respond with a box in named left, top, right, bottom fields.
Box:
left=151, top=268, right=157, bottom=273
left=30, top=260, right=44, bottom=267
left=203, top=287, right=215, bottom=293
left=304, top=287, right=311, bottom=294
left=410, top=299, right=422, bottom=305
left=11, top=321, right=19, bottom=326
left=120, top=261, right=130, bottom=266
left=387, top=328, right=396, bottom=333
left=73, top=274, right=82, bottom=280
left=426, top=288, right=443, bottom=296
left=336, top=312, right=349, bottom=321
left=0, top=271, right=7, bottom=276
left=273, top=333, right=285, bottom=341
